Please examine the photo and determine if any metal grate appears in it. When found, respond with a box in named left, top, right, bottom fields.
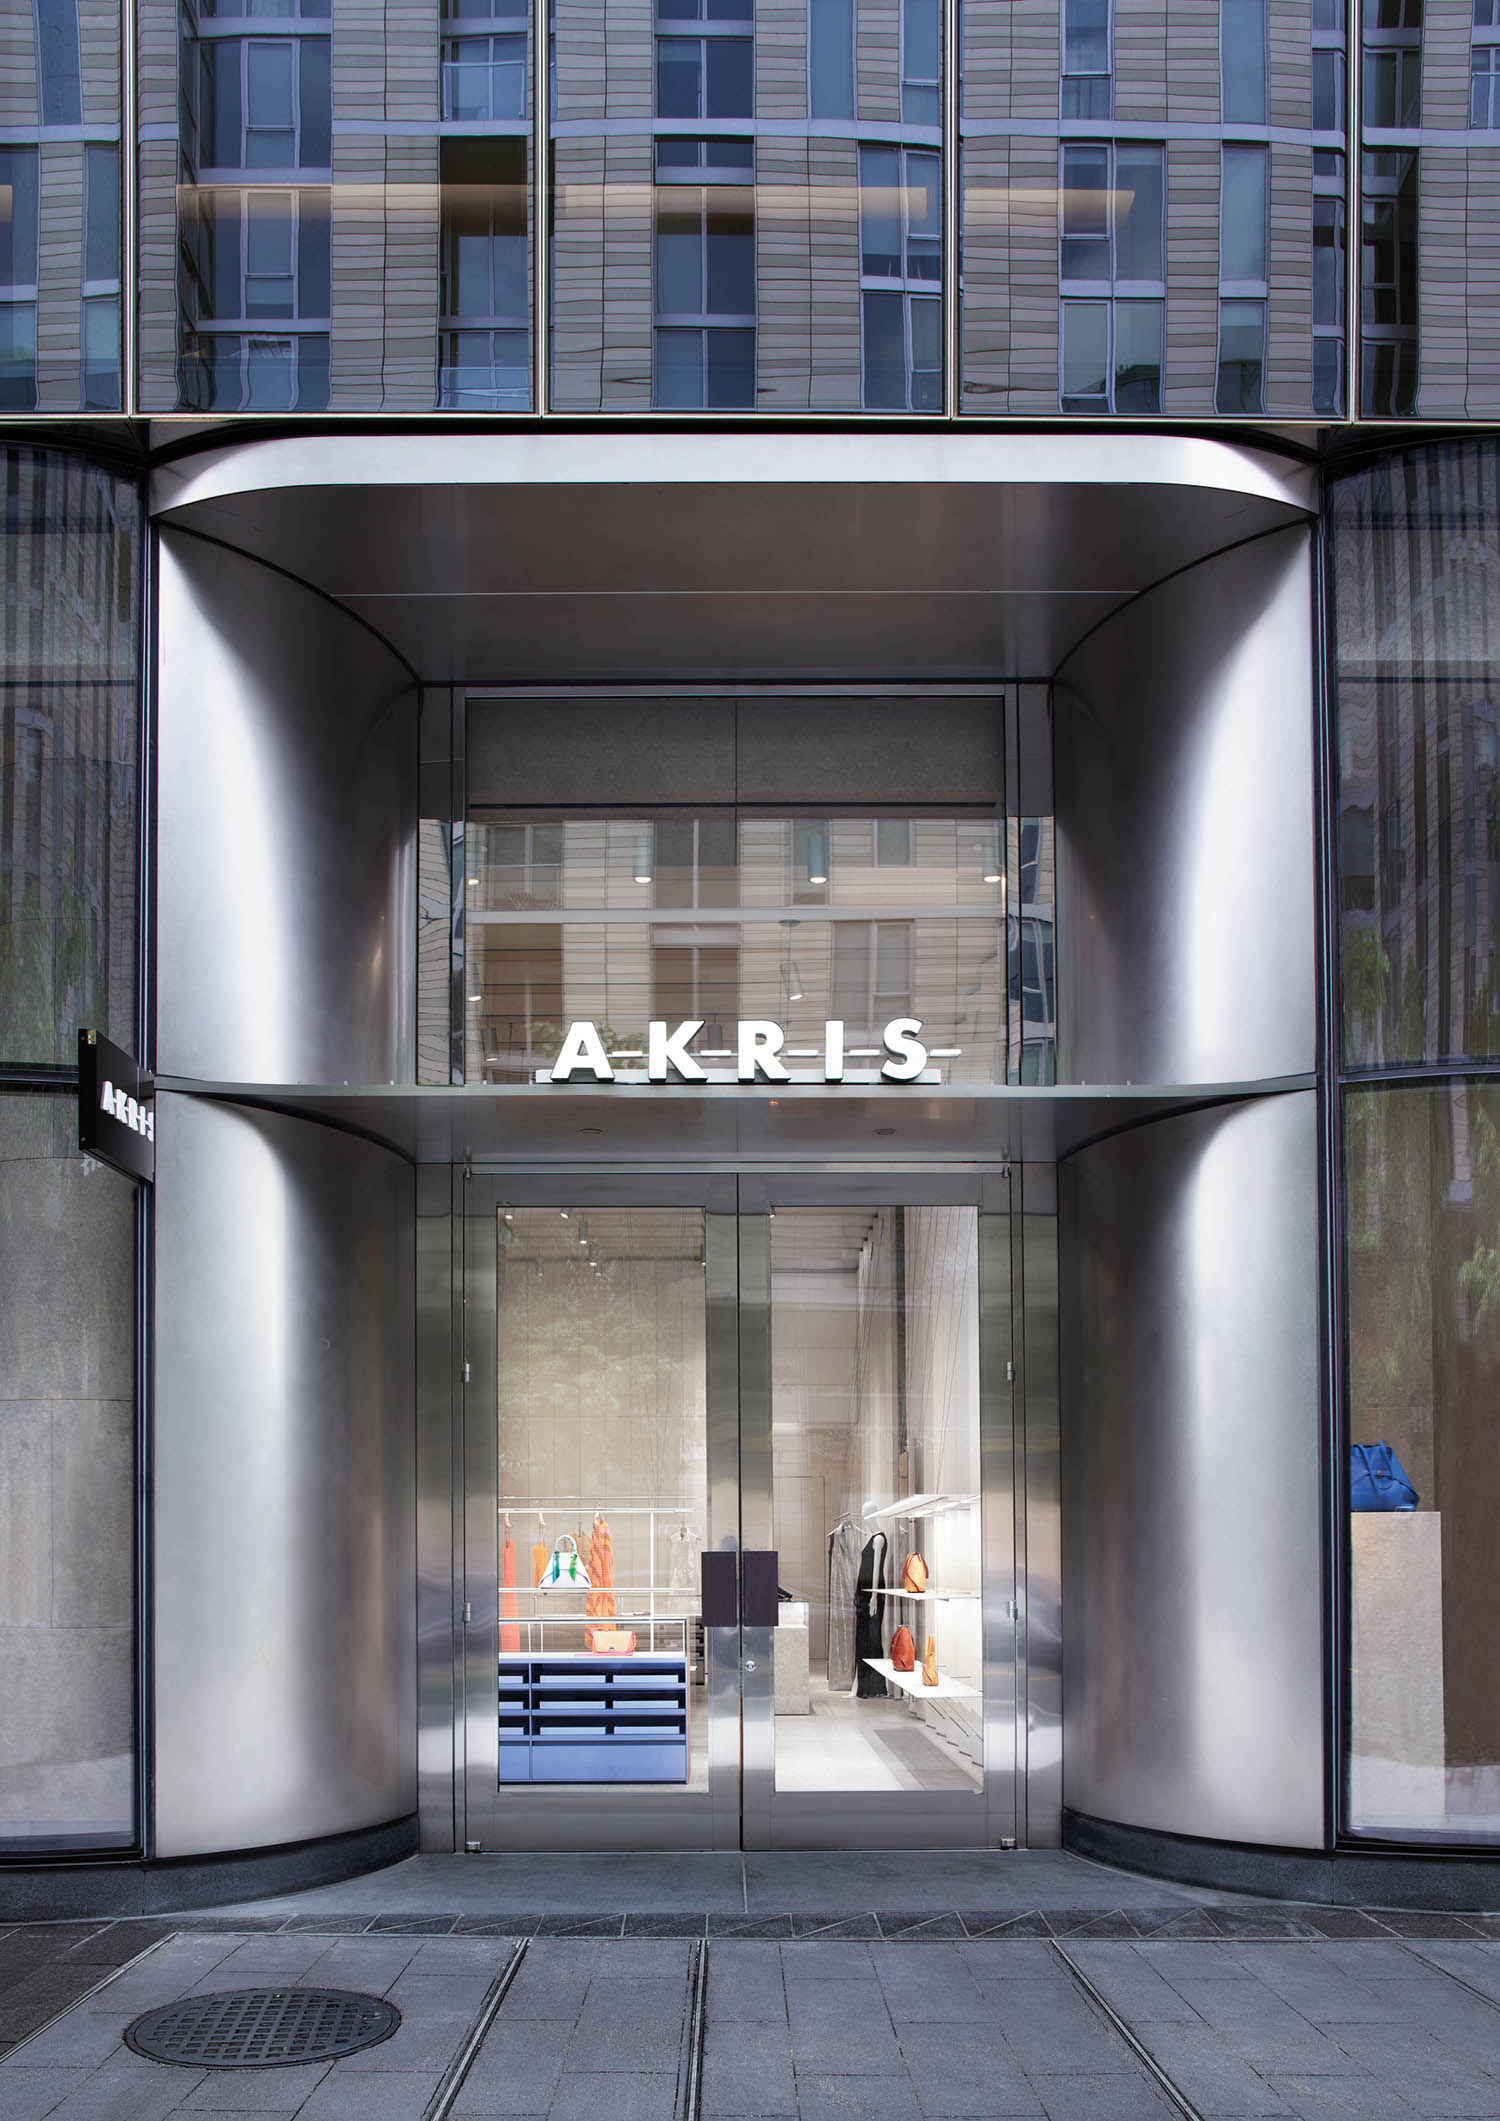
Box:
left=124, top=1988, right=401, bottom=2069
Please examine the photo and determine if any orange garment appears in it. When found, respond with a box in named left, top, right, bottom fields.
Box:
left=501, top=1537, right=520, bottom=1652
left=585, top=1517, right=616, bottom=1619
left=530, top=1542, right=548, bottom=1587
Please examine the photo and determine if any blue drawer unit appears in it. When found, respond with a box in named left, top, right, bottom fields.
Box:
left=498, top=1654, right=689, bottom=1785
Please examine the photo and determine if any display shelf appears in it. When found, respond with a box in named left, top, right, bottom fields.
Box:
left=868, top=1492, right=979, bottom=1522
left=889, top=1589, right=980, bottom=1602
left=863, top=1657, right=980, bottom=1700
left=498, top=1652, right=689, bottom=1784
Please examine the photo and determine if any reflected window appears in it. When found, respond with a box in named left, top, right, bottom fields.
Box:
left=859, top=146, right=940, bottom=411
left=1473, top=4, right=1500, bottom=125
left=1313, top=49, right=1346, bottom=129
left=1314, top=171, right=1347, bottom=417
left=1215, top=297, right=1266, bottom=414
left=900, top=0, right=940, bottom=126
left=656, top=30, right=754, bottom=118
left=178, top=186, right=331, bottom=410
left=1058, top=142, right=1163, bottom=413
left=0, top=148, right=39, bottom=412
left=439, top=138, right=530, bottom=411
left=35, top=0, right=83, bottom=123
left=654, top=188, right=755, bottom=407
left=1220, top=0, right=1267, bottom=123
left=1061, top=0, right=1111, bottom=117
left=1220, top=144, right=1268, bottom=284
left=442, top=27, right=527, bottom=119
left=808, top=0, right=853, bottom=116
left=190, top=31, right=332, bottom=172
left=1360, top=151, right=1418, bottom=415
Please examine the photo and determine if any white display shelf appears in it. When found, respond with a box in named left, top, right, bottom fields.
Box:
left=868, top=1492, right=979, bottom=1523
left=889, top=1589, right=980, bottom=1602
left=863, top=1657, right=980, bottom=1700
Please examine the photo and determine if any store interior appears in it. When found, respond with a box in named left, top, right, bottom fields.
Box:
left=493, top=1200, right=984, bottom=1802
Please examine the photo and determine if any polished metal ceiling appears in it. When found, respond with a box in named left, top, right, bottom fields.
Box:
left=150, top=431, right=1317, bottom=685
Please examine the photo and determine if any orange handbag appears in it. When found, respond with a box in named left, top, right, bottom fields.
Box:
left=586, top=1626, right=637, bottom=1655
left=890, top=1625, right=916, bottom=1672
left=901, top=1553, right=928, bottom=1593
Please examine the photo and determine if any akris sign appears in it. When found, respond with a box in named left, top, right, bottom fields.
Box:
left=540, top=1017, right=953, bottom=1085
left=77, top=1028, right=155, bottom=1183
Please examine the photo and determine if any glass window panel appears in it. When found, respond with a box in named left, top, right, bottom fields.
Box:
left=1113, top=298, right=1162, bottom=412
left=1220, top=0, right=1267, bottom=123
left=862, top=289, right=906, bottom=407
left=299, top=37, right=332, bottom=162
left=1314, top=50, right=1345, bottom=132
left=297, top=191, right=331, bottom=314
left=1314, top=197, right=1344, bottom=325
left=1061, top=144, right=1110, bottom=283
left=1114, top=146, right=1163, bottom=283
left=656, top=205, right=704, bottom=312
left=901, top=0, right=940, bottom=124
left=35, top=0, right=83, bottom=125
left=704, top=196, right=754, bottom=314
left=0, top=148, right=40, bottom=289
left=705, top=324, right=755, bottom=405
left=1060, top=299, right=1108, bottom=406
left=1473, top=48, right=1500, bottom=128
left=84, top=146, right=120, bottom=285
left=808, top=0, right=854, bottom=116
left=657, top=40, right=704, bottom=116
left=859, top=146, right=903, bottom=278
left=1063, top=0, right=1109, bottom=75
left=495, top=1207, right=710, bottom=1796
left=705, top=37, right=753, bottom=116
left=1220, top=145, right=1267, bottom=283
left=771, top=1206, right=983, bottom=1796
left=654, top=325, right=705, bottom=405
left=83, top=296, right=121, bottom=408
left=909, top=294, right=940, bottom=409
left=1313, top=335, right=1344, bottom=416
left=1314, top=0, right=1345, bottom=23
left=1215, top=295, right=1265, bottom=412
left=1344, top=1084, right=1500, bottom=1839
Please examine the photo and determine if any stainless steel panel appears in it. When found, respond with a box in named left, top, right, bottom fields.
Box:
left=979, top=1197, right=1018, bottom=1848
left=1018, top=1168, right=1061, bottom=1849
left=1059, top=1094, right=1324, bottom=1849
left=152, top=434, right=1315, bottom=685
left=152, top=1093, right=416, bottom=1857
left=155, top=529, right=417, bottom=1087
left=1054, top=526, right=1316, bottom=1087
left=416, top=1163, right=459, bottom=1852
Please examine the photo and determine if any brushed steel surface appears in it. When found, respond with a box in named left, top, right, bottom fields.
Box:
left=152, top=1094, right=416, bottom=1857
left=1059, top=1093, right=1324, bottom=1849
left=150, top=434, right=1315, bottom=685
left=155, top=529, right=417, bottom=1087
left=416, top=1163, right=459, bottom=1851
left=979, top=1188, right=1019, bottom=1847
left=1053, top=525, right=1316, bottom=1087
left=1018, top=1168, right=1062, bottom=1849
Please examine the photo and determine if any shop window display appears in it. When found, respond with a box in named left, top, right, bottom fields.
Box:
left=770, top=1205, right=983, bottom=1793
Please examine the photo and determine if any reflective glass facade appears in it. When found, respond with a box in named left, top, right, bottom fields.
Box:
left=1333, top=440, right=1500, bottom=1842
left=0, top=0, right=1486, bottom=412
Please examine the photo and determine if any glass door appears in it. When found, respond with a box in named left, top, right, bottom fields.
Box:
left=737, top=1171, right=1018, bottom=1850
left=461, top=1171, right=741, bottom=1850
left=460, top=1168, right=1017, bottom=1850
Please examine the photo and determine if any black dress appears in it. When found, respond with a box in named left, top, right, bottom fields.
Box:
left=854, top=1531, right=888, bottom=1698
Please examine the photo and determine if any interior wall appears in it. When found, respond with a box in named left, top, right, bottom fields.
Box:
left=153, top=1094, right=416, bottom=1858
left=1052, top=524, right=1315, bottom=1087
left=155, top=528, right=418, bottom=1086
left=1060, top=1094, right=1324, bottom=1849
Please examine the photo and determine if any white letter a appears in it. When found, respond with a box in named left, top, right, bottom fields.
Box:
left=550, top=1023, right=615, bottom=1082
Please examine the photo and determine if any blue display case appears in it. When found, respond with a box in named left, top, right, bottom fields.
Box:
left=498, top=1653, right=689, bottom=1783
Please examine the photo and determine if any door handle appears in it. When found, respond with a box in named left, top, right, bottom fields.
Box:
left=701, top=1550, right=738, bottom=1628
left=741, top=1549, right=779, bottom=1628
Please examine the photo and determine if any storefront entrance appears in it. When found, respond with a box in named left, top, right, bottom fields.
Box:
left=458, top=1168, right=1019, bottom=1850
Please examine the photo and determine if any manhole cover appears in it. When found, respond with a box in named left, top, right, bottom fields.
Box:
left=124, top=1987, right=401, bottom=2069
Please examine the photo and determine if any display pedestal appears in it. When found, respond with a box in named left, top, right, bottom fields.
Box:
left=1350, top=1512, right=1445, bottom=1828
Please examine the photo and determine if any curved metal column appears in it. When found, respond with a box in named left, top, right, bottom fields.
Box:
left=152, top=1094, right=416, bottom=1858
left=1059, top=1094, right=1324, bottom=1850
left=1053, top=524, right=1316, bottom=1088
left=155, top=528, right=417, bottom=1087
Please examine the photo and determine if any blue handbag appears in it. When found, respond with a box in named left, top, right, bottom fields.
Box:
left=1350, top=1442, right=1419, bottom=1512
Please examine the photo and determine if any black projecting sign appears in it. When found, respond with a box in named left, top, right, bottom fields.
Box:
left=78, top=1029, right=154, bottom=1184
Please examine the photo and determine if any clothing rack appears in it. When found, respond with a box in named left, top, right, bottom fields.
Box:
left=500, top=1499, right=703, bottom=1654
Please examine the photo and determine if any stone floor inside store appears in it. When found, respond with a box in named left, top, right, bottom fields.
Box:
left=8, top=1854, right=1500, bottom=2118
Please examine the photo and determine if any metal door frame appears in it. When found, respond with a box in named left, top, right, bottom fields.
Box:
left=459, top=1166, right=741, bottom=1851
left=459, top=1163, right=1019, bottom=1852
left=737, top=1167, right=1018, bottom=1851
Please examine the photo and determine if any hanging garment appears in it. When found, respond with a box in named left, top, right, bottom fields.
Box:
left=530, top=1542, right=549, bottom=1587
left=827, top=1520, right=862, bottom=1693
left=665, top=1522, right=702, bottom=1593
left=501, top=1537, right=520, bottom=1653
left=586, top=1516, right=616, bottom=1619
left=855, top=1531, right=889, bottom=1698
